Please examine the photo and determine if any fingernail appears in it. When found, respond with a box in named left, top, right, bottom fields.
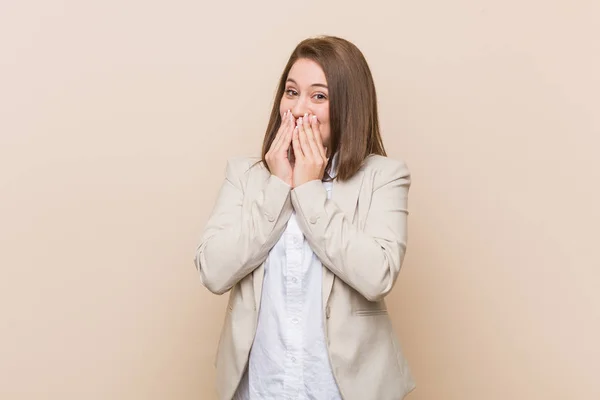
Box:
left=298, top=117, right=303, bottom=125
left=312, top=115, right=317, bottom=122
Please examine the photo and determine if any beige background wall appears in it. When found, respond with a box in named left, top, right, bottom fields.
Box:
left=1, top=0, right=599, bottom=399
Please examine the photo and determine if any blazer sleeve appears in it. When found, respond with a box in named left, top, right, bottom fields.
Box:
left=194, top=157, right=293, bottom=295
left=290, top=159, right=411, bottom=302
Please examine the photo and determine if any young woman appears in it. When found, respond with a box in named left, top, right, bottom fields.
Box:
left=194, top=36, right=415, bottom=400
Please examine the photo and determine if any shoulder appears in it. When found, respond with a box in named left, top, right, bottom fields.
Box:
left=223, top=155, right=266, bottom=184
left=362, top=154, right=411, bottom=190
left=224, top=155, right=261, bottom=173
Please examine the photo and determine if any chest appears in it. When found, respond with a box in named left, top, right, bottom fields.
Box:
left=241, top=168, right=371, bottom=229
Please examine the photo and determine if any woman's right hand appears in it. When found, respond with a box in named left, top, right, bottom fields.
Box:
left=265, top=110, right=295, bottom=186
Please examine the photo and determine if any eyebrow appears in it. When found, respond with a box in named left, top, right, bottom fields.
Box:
left=286, top=78, right=328, bottom=90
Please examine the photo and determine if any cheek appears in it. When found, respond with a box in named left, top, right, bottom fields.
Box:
left=313, top=108, right=329, bottom=140
left=318, top=121, right=331, bottom=145
left=315, top=106, right=329, bottom=125
left=316, top=110, right=330, bottom=134
left=279, top=103, right=287, bottom=115
left=279, top=99, right=290, bottom=115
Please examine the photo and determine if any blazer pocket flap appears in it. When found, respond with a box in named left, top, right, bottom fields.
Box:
left=354, top=308, right=389, bottom=316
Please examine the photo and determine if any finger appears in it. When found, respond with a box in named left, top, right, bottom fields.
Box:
left=285, top=115, right=294, bottom=144
left=283, top=112, right=295, bottom=150
left=303, top=114, right=322, bottom=161
left=310, top=115, right=327, bottom=160
left=301, top=113, right=314, bottom=139
left=292, top=126, right=303, bottom=159
left=272, top=110, right=291, bottom=152
left=269, top=112, right=286, bottom=153
left=278, top=122, right=293, bottom=155
left=297, top=116, right=314, bottom=159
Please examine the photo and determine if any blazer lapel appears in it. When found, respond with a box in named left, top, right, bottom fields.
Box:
left=252, top=161, right=270, bottom=312
left=322, top=168, right=366, bottom=309
left=248, top=159, right=366, bottom=313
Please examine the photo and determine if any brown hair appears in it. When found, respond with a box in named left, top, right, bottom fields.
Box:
left=260, top=36, right=386, bottom=181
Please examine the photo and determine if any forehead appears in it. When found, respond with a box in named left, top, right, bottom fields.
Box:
left=287, top=58, right=327, bottom=86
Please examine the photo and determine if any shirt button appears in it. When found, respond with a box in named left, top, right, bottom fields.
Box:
left=291, top=357, right=296, bottom=363
left=292, top=277, right=298, bottom=283
left=292, top=318, right=299, bottom=324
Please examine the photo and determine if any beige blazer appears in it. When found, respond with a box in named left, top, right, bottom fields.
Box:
left=194, top=154, right=415, bottom=400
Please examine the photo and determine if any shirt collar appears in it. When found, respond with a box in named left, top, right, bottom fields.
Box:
left=327, top=152, right=339, bottom=180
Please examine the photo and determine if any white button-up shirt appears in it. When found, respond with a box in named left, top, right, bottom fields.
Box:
left=235, top=172, right=342, bottom=400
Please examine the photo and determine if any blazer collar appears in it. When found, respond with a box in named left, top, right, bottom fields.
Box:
left=252, top=157, right=366, bottom=311
left=321, top=165, right=365, bottom=308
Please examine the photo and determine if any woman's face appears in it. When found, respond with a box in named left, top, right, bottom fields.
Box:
left=279, top=58, right=331, bottom=147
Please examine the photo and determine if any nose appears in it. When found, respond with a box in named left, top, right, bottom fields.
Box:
left=291, top=96, right=311, bottom=120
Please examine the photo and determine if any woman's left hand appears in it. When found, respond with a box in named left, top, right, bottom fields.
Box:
left=292, top=114, right=329, bottom=188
